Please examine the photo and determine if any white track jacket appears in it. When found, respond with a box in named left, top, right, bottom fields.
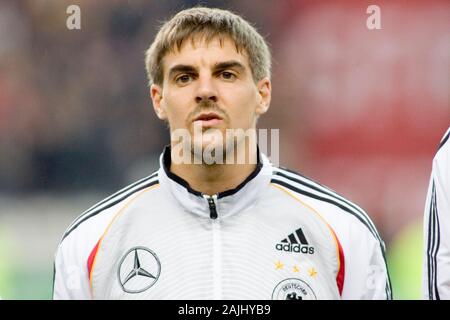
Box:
left=53, top=146, right=392, bottom=300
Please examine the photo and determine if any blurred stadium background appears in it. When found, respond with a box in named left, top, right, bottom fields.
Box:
left=0, top=0, right=448, bottom=299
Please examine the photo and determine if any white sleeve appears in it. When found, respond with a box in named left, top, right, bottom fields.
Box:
left=340, top=219, right=392, bottom=300
left=52, top=235, right=92, bottom=300
left=423, top=128, right=450, bottom=300
left=52, top=201, right=121, bottom=300
left=317, top=199, right=392, bottom=300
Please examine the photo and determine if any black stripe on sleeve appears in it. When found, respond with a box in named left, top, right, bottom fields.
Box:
left=432, top=182, right=441, bottom=300
left=66, top=172, right=158, bottom=232
left=271, top=177, right=380, bottom=241
left=427, top=181, right=441, bottom=300
left=427, top=182, right=435, bottom=299
left=437, top=129, right=449, bottom=152
left=273, top=170, right=380, bottom=239
left=61, top=179, right=159, bottom=243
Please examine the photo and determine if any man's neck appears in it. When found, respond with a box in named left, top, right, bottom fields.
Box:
left=169, top=146, right=258, bottom=196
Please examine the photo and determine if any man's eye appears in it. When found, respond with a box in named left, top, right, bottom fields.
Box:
left=176, top=74, right=193, bottom=83
left=220, top=71, right=236, bottom=80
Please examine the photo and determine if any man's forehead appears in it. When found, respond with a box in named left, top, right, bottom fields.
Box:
left=176, top=35, right=239, bottom=51
left=163, top=35, right=250, bottom=69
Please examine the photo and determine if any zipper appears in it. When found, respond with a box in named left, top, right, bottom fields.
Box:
left=211, top=217, right=221, bottom=299
left=202, top=194, right=221, bottom=299
left=204, top=194, right=218, bottom=219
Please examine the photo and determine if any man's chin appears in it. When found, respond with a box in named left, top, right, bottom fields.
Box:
left=192, top=141, right=225, bottom=154
left=192, top=130, right=225, bottom=149
left=190, top=141, right=226, bottom=164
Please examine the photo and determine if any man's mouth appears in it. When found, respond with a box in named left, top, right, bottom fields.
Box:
left=193, top=112, right=223, bottom=127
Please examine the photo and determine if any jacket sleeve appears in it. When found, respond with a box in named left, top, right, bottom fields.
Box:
left=52, top=234, right=92, bottom=300
left=423, top=129, right=450, bottom=300
left=340, top=221, right=392, bottom=300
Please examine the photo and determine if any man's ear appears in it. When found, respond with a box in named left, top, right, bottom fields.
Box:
left=255, top=77, right=271, bottom=116
left=150, top=84, right=167, bottom=120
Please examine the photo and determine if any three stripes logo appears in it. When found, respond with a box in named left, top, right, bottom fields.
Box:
left=276, top=228, right=315, bottom=254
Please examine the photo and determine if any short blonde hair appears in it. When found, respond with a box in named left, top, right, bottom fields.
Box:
left=145, top=7, right=271, bottom=86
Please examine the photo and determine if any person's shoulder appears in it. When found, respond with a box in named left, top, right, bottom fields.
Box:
left=269, top=165, right=367, bottom=221
left=269, top=165, right=382, bottom=242
left=59, top=171, right=160, bottom=246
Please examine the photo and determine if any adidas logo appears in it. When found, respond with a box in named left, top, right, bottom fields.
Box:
left=276, top=228, right=315, bottom=254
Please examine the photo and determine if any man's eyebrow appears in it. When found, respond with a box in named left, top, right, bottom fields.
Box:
left=168, top=61, right=246, bottom=78
left=213, top=61, right=246, bottom=72
left=168, top=65, right=198, bottom=78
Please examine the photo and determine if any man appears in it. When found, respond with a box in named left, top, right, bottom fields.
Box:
left=423, top=127, right=450, bottom=300
left=53, top=7, right=391, bottom=300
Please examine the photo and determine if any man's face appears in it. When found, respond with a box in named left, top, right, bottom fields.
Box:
left=151, top=36, right=271, bottom=159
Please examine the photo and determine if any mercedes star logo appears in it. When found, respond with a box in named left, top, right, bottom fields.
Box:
left=117, top=246, right=161, bottom=294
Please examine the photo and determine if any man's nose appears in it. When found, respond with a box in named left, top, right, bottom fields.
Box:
left=195, top=75, right=218, bottom=103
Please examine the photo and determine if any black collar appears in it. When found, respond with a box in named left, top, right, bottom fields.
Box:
left=162, top=145, right=263, bottom=199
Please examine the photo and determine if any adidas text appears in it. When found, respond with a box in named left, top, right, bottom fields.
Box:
left=276, top=243, right=315, bottom=254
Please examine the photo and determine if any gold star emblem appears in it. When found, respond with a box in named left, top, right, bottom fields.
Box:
left=275, top=261, right=284, bottom=270
left=308, top=267, right=317, bottom=278
left=293, top=265, right=300, bottom=273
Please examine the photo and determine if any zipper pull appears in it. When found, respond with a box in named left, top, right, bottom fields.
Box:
left=203, top=194, right=218, bottom=219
